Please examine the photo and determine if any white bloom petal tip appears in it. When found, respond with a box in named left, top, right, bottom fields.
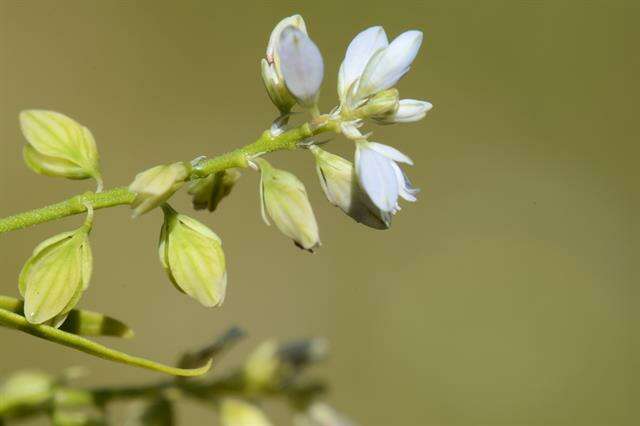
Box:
left=278, top=26, right=324, bottom=108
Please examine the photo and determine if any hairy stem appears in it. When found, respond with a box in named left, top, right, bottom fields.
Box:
left=0, top=118, right=337, bottom=234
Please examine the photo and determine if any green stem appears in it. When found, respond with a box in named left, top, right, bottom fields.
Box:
left=0, top=119, right=337, bottom=235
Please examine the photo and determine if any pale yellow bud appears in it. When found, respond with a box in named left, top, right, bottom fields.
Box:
left=256, top=159, right=320, bottom=251
left=129, top=162, right=189, bottom=217
left=159, top=206, right=227, bottom=307
left=353, top=89, right=400, bottom=120
left=219, top=398, right=273, bottom=426
left=187, top=168, right=241, bottom=212
left=20, top=110, right=102, bottom=185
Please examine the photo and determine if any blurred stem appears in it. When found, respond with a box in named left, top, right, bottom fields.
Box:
left=0, top=117, right=338, bottom=234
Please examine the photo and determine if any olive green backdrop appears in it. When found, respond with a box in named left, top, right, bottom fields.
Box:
left=0, top=1, right=637, bottom=425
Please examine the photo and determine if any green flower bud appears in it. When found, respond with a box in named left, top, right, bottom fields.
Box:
left=129, top=162, right=190, bottom=218
left=353, top=89, right=400, bottom=120
left=255, top=159, right=320, bottom=251
left=311, top=146, right=390, bottom=230
left=124, top=397, right=174, bottom=426
left=187, top=168, right=241, bottom=212
left=18, top=211, right=93, bottom=325
left=20, top=110, right=102, bottom=186
left=159, top=206, right=227, bottom=307
left=219, top=398, right=272, bottom=426
left=0, top=371, right=54, bottom=416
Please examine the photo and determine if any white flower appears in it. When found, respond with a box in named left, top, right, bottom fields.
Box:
left=338, top=26, right=427, bottom=112
left=277, top=26, right=324, bottom=108
left=355, top=141, right=418, bottom=213
left=376, top=99, right=433, bottom=124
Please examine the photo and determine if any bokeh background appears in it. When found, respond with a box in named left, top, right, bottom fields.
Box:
left=0, top=1, right=637, bottom=425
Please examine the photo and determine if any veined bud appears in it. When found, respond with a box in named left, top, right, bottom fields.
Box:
left=0, top=371, right=55, bottom=416
left=159, top=206, right=227, bottom=307
left=188, top=168, right=241, bottom=212
left=310, top=146, right=391, bottom=230
left=294, top=402, right=355, bottom=426
left=20, top=110, right=102, bottom=185
left=278, top=26, right=324, bottom=109
left=375, top=99, right=433, bottom=124
left=129, top=162, right=190, bottom=218
left=219, top=398, right=272, bottom=426
left=244, top=339, right=328, bottom=390
left=255, top=159, right=320, bottom=251
left=353, top=89, right=400, bottom=120
left=261, top=15, right=307, bottom=113
left=18, top=211, right=93, bottom=326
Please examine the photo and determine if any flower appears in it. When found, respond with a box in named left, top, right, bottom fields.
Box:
left=219, top=398, right=272, bottom=426
left=310, top=146, right=390, bottom=229
left=158, top=206, right=227, bottom=307
left=255, top=158, right=321, bottom=251
left=129, top=162, right=190, bottom=217
left=19, top=209, right=93, bottom=326
left=188, top=168, right=241, bottom=212
left=20, top=110, right=102, bottom=186
left=261, top=15, right=308, bottom=114
left=376, top=99, right=433, bottom=124
left=277, top=26, right=324, bottom=108
left=355, top=141, right=419, bottom=214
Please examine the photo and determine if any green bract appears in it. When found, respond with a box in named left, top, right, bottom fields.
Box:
left=159, top=206, right=227, bottom=307
left=188, top=168, right=241, bottom=212
left=129, top=162, right=190, bottom=218
left=256, top=159, right=320, bottom=251
left=18, top=219, right=92, bottom=326
left=20, top=110, right=102, bottom=186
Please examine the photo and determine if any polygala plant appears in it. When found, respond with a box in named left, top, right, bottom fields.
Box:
left=0, top=14, right=431, bottom=425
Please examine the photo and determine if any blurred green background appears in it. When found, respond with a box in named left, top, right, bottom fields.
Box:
left=0, top=1, right=637, bottom=425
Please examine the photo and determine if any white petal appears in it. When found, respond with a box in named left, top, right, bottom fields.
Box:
left=367, top=142, right=414, bottom=165
left=338, top=26, right=389, bottom=101
left=391, top=161, right=419, bottom=202
left=356, top=143, right=399, bottom=212
left=267, top=15, right=307, bottom=59
left=340, top=121, right=364, bottom=140
left=387, top=99, right=433, bottom=123
left=358, top=30, right=423, bottom=98
left=278, top=27, right=324, bottom=107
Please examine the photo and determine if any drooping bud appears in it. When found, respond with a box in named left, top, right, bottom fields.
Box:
left=375, top=99, right=432, bottom=124
left=261, top=15, right=307, bottom=113
left=18, top=209, right=93, bottom=326
left=311, top=146, right=390, bottom=230
left=353, top=89, right=400, bottom=120
left=159, top=206, right=227, bottom=307
left=219, top=398, right=272, bottom=426
left=255, top=159, right=320, bottom=251
left=129, top=162, right=190, bottom=218
left=188, top=168, right=241, bottom=212
left=293, top=402, right=355, bottom=426
left=277, top=26, right=324, bottom=109
left=20, top=110, right=102, bottom=186
left=0, top=371, right=55, bottom=416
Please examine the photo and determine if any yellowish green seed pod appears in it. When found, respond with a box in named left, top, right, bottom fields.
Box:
left=188, top=168, right=241, bottom=212
left=18, top=212, right=93, bottom=326
left=311, top=146, right=390, bottom=230
left=219, top=398, right=273, bottom=426
left=20, top=110, right=102, bottom=186
left=255, top=159, right=320, bottom=251
left=129, top=162, right=190, bottom=218
left=0, top=371, right=54, bottom=416
left=159, top=206, right=227, bottom=307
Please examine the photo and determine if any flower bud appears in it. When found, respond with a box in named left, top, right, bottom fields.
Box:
left=0, top=371, right=54, bottom=416
left=18, top=213, right=93, bottom=326
left=129, top=162, right=190, bottom=218
left=311, top=146, right=390, bottom=230
left=278, top=26, right=324, bottom=108
left=354, top=89, right=400, bottom=120
left=219, top=398, right=272, bottom=426
left=294, top=402, right=355, bottom=426
left=375, top=99, right=433, bottom=124
left=124, top=397, right=174, bottom=426
left=261, top=15, right=307, bottom=113
left=159, top=206, right=227, bottom=307
left=187, top=168, right=241, bottom=212
left=255, top=159, right=320, bottom=251
left=20, top=110, right=102, bottom=185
